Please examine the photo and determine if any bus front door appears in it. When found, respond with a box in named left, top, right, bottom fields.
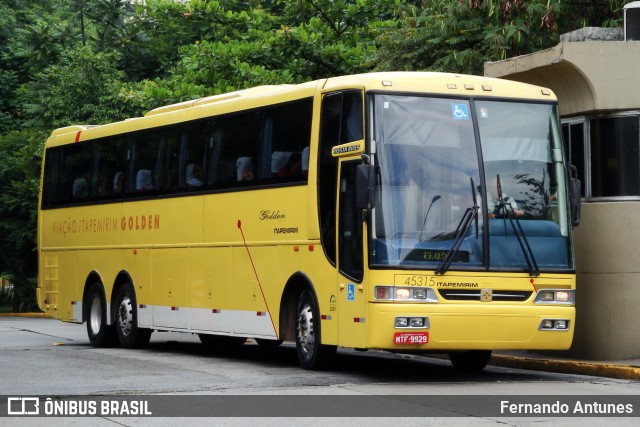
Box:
left=337, top=160, right=367, bottom=349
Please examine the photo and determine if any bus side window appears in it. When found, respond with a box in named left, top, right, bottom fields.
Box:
left=136, top=169, right=153, bottom=191
left=206, top=127, right=223, bottom=186
left=186, top=163, right=204, bottom=188
left=262, top=99, right=312, bottom=183
left=72, top=176, right=89, bottom=198
left=215, top=112, right=259, bottom=188
left=237, top=157, right=254, bottom=182
left=68, top=143, right=93, bottom=202
left=126, top=131, right=160, bottom=196
left=271, top=151, right=294, bottom=176
left=318, top=91, right=364, bottom=265
left=301, top=146, right=309, bottom=174
left=113, top=172, right=124, bottom=194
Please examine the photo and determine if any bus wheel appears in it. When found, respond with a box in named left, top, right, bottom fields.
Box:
left=198, top=334, right=247, bottom=352
left=449, top=350, right=492, bottom=372
left=114, top=283, right=152, bottom=349
left=85, top=283, right=117, bottom=347
left=295, top=290, right=336, bottom=370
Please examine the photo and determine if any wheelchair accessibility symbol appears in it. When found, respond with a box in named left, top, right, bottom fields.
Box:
left=452, top=103, right=469, bottom=120
left=347, top=283, right=355, bottom=301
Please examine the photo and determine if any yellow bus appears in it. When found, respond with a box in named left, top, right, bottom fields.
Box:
left=38, top=72, right=579, bottom=371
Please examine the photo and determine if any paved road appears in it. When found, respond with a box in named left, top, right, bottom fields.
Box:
left=1, top=317, right=639, bottom=426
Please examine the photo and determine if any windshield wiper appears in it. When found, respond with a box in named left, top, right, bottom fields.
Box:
left=435, top=178, right=479, bottom=275
left=419, top=194, right=442, bottom=241
left=495, top=175, right=540, bottom=277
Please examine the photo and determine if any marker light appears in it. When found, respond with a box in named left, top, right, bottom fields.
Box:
left=413, top=288, right=427, bottom=299
left=410, top=317, right=425, bottom=327
left=395, top=317, right=408, bottom=327
left=396, top=288, right=411, bottom=300
left=540, top=319, right=570, bottom=330
left=395, top=316, right=430, bottom=329
left=374, top=286, right=439, bottom=303
left=534, top=289, right=575, bottom=305
left=554, top=320, right=568, bottom=329
left=375, top=286, right=391, bottom=300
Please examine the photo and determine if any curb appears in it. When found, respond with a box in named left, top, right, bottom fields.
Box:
left=490, top=354, right=640, bottom=380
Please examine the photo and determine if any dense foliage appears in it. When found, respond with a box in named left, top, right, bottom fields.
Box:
left=0, top=0, right=625, bottom=311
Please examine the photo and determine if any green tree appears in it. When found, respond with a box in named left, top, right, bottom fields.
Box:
left=122, top=0, right=398, bottom=109
left=0, top=129, right=44, bottom=312
left=374, top=0, right=625, bottom=75
left=19, top=46, right=138, bottom=128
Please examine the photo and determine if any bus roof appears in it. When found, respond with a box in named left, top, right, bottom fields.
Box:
left=45, top=72, right=557, bottom=148
left=323, top=72, right=556, bottom=101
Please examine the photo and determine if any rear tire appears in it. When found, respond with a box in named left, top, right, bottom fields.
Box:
left=295, top=290, right=336, bottom=370
left=114, top=282, right=152, bottom=349
left=449, top=350, right=492, bottom=372
left=85, top=282, right=117, bottom=347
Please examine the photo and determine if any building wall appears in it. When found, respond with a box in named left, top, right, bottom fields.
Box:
left=485, top=40, right=640, bottom=116
left=570, top=202, right=640, bottom=359
left=485, top=37, right=640, bottom=360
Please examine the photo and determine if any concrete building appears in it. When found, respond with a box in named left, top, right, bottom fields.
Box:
left=484, top=3, right=640, bottom=360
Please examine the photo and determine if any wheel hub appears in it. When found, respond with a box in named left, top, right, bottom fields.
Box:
left=89, top=296, right=102, bottom=335
left=117, top=295, right=133, bottom=337
left=297, top=305, right=314, bottom=356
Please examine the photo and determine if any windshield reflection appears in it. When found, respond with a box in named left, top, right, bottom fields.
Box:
left=369, top=95, right=573, bottom=271
left=371, top=95, right=483, bottom=268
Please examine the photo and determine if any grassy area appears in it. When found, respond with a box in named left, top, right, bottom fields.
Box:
left=0, top=306, right=13, bottom=314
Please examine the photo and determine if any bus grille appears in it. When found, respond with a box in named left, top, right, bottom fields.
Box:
left=438, top=289, right=532, bottom=302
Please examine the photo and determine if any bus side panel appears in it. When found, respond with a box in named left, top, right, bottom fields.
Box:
left=151, top=248, right=189, bottom=330
left=230, top=246, right=260, bottom=334
left=189, top=247, right=232, bottom=334
left=298, top=248, right=339, bottom=346
left=39, top=250, right=79, bottom=323
left=203, top=186, right=312, bottom=339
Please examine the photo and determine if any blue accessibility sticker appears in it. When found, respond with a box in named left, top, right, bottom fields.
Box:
left=451, top=103, right=469, bottom=120
left=347, top=283, right=355, bottom=301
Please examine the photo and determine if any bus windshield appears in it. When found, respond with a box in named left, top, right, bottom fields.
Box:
left=369, top=94, right=573, bottom=272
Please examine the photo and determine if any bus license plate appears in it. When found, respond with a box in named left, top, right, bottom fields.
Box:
left=394, top=332, right=429, bottom=345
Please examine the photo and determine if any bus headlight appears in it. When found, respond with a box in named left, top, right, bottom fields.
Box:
left=395, top=316, right=430, bottom=329
left=374, top=286, right=438, bottom=303
left=540, top=319, right=570, bottom=330
left=534, top=289, right=575, bottom=305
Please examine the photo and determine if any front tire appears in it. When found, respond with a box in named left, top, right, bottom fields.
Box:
left=449, top=350, right=492, bottom=372
left=295, top=290, right=336, bottom=370
left=85, top=282, right=117, bottom=347
left=114, top=283, right=152, bottom=349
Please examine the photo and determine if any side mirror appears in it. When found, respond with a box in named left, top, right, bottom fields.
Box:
left=356, top=162, right=376, bottom=212
left=569, top=164, right=581, bottom=227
